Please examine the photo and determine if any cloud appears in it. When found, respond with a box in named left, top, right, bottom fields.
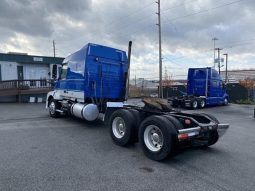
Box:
left=0, top=0, right=92, bottom=37
left=0, top=0, right=254, bottom=79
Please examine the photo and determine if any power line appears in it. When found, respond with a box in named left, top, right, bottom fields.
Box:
left=108, top=0, right=202, bottom=39
left=161, top=0, right=199, bottom=13
left=103, top=2, right=156, bottom=36
left=162, top=37, right=255, bottom=64
left=162, top=0, right=245, bottom=24
left=107, top=0, right=201, bottom=37
left=106, top=1, right=155, bottom=27
left=108, top=0, right=246, bottom=48
left=108, top=0, right=245, bottom=47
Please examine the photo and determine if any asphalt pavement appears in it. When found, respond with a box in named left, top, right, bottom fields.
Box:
left=0, top=103, right=254, bottom=191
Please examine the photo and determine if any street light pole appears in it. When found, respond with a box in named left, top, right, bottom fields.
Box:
left=215, top=48, right=222, bottom=74
left=223, top=53, right=228, bottom=83
left=212, top=37, right=218, bottom=68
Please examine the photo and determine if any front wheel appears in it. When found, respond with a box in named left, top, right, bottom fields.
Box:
left=139, top=115, right=177, bottom=161
left=49, top=99, right=60, bottom=118
left=223, top=98, right=228, bottom=105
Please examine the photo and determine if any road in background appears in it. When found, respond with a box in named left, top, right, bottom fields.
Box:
left=0, top=103, right=254, bottom=191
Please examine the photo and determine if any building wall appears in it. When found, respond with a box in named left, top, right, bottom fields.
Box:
left=0, top=61, right=51, bottom=81
left=0, top=61, right=18, bottom=80
left=0, top=94, right=47, bottom=103
left=23, top=64, right=49, bottom=79
left=221, top=70, right=255, bottom=82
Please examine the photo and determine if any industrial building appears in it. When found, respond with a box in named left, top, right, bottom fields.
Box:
left=0, top=52, right=64, bottom=102
left=220, top=69, right=255, bottom=82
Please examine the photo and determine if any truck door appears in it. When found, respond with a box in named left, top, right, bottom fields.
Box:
left=209, top=69, right=223, bottom=104
left=209, top=80, right=219, bottom=104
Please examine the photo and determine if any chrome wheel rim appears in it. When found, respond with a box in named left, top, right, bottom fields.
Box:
left=224, top=98, right=228, bottom=105
left=49, top=101, right=56, bottom=115
left=200, top=100, right=205, bottom=108
left=112, top=117, right=126, bottom=139
left=193, top=101, right=198, bottom=108
left=144, top=125, right=163, bottom=152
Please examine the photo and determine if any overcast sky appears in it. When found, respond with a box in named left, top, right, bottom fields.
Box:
left=0, top=0, right=254, bottom=79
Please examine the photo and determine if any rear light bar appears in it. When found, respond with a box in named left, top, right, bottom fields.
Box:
left=178, top=127, right=200, bottom=140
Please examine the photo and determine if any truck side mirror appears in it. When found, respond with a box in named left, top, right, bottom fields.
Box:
left=52, top=64, right=57, bottom=79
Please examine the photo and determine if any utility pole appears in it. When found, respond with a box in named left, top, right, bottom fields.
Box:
left=215, top=48, right=222, bottom=74
left=156, top=0, right=163, bottom=98
left=134, top=70, right=137, bottom=88
left=52, top=40, right=57, bottom=80
left=53, top=40, right=56, bottom=57
left=212, top=37, right=218, bottom=68
left=223, top=53, right=228, bottom=83
left=142, top=78, right=144, bottom=95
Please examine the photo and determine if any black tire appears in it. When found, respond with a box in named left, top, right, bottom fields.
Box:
left=109, top=109, right=136, bottom=146
left=207, top=130, right=219, bottom=146
left=171, top=99, right=179, bottom=108
left=49, top=99, right=60, bottom=118
left=139, top=115, right=177, bottom=161
left=128, top=109, right=142, bottom=142
left=162, top=115, right=182, bottom=153
left=201, top=113, right=219, bottom=124
left=199, top=99, right=206, bottom=108
left=199, top=113, right=219, bottom=146
left=191, top=99, right=198, bottom=109
left=223, top=97, right=229, bottom=106
left=163, top=115, right=183, bottom=130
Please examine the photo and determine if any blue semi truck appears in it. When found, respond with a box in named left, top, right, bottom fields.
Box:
left=46, top=42, right=229, bottom=161
left=171, top=67, right=229, bottom=109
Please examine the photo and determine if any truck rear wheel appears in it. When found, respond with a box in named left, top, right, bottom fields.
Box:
left=198, top=113, right=219, bottom=146
left=199, top=99, right=206, bottom=108
left=139, top=115, right=177, bottom=161
left=128, top=109, right=142, bottom=142
left=109, top=109, right=136, bottom=146
left=191, top=99, right=198, bottom=109
left=49, top=99, right=60, bottom=118
left=207, top=130, right=219, bottom=146
left=201, top=113, right=219, bottom=124
left=163, top=115, right=183, bottom=130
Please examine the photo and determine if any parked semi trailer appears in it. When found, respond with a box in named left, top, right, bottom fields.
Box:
left=171, top=67, right=229, bottom=109
left=46, top=42, right=229, bottom=161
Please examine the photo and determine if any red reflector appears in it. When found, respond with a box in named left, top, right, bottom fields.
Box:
left=184, top=119, right=191, bottom=125
left=178, top=133, right=189, bottom=140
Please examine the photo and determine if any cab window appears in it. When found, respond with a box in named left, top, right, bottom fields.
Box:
left=60, top=64, right=68, bottom=79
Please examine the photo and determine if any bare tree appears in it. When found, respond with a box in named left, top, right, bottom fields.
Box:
left=239, top=78, right=255, bottom=101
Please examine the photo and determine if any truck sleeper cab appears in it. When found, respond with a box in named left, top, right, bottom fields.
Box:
left=172, top=67, right=229, bottom=109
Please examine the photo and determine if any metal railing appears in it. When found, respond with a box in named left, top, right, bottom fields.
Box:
left=0, top=79, right=54, bottom=94
left=0, top=79, right=54, bottom=91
